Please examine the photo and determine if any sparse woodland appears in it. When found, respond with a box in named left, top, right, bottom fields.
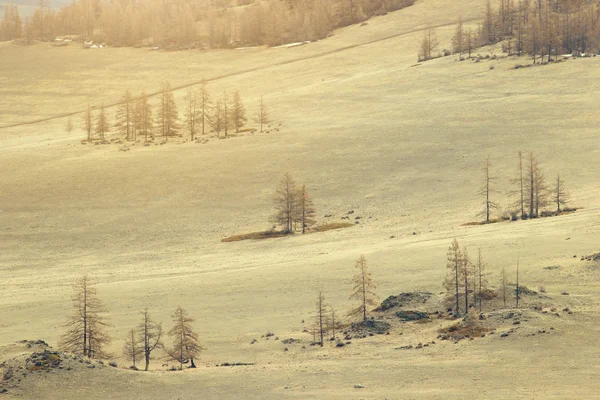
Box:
left=420, top=0, right=600, bottom=62
left=473, top=151, right=574, bottom=224
left=1, top=0, right=415, bottom=48
left=77, top=81, right=271, bottom=144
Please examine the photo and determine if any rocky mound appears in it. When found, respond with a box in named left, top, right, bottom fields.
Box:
left=376, top=291, right=433, bottom=312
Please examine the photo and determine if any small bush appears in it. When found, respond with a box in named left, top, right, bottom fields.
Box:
left=109, top=361, right=118, bottom=368
left=538, top=286, right=546, bottom=293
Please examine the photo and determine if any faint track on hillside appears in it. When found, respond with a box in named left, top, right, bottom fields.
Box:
left=0, top=17, right=481, bottom=131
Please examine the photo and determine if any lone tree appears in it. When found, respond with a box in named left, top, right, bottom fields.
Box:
left=138, top=309, right=163, bottom=371
left=167, top=306, right=203, bottom=370
left=115, top=90, right=134, bottom=141
left=444, top=238, right=464, bottom=316
left=314, top=291, right=328, bottom=346
left=95, top=104, right=109, bottom=141
left=229, top=90, right=247, bottom=133
left=478, top=156, right=498, bottom=223
left=348, top=255, right=377, bottom=321
left=255, top=96, right=271, bottom=133
left=272, top=172, right=299, bottom=233
left=83, top=103, right=92, bottom=141
left=123, top=328, right=143, bottom=369
left=295, top=184, right=316, bottom=234
left=553, top=173, right=569, bottom=213
left=59, top=276, right=111, bottom=359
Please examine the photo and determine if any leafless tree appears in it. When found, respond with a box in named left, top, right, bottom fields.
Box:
left=515, top=255, right=520, bottom=308
left=475, top=249, right=488, bottom=312
left=501, top=266, right=508, bottom=308
left=229, top=90, right=247, bottom=133
left=138, top=309, right=163, bottom=371
left=59, top=276, right=111, bottom=359
left=444, top=238, right=464, bottom=316
left=123, top=328, right=143, bottom=369
left=65, top=117, right=73, bottom=135
left=211, top=97, right=224, bottom=137
left=115, top=90, right=134, bottom=141
left=198, top=80, right=212, bottom=135
left=255, top=96, right=271, bottom=133
left=184, top=88, right=198, bottom=141
left=295, top=184, right=316, bottom=234
left=348, top=255, right=378, bottom=321
left=478, top=156, right=498, bottom=223
left=315, top=291, right=327, bottom=346
left=272, top=172, right=299, bottom=233
left=94, top=103, right=109, bottom=141
left=462, top=246, right=471, bottom=312
left=83, top=103, right=92, bottom=142
left=510, top=151, right=526, bottom=219
left=167, top=306, right=204, bottom=370
left=136, top=92, right=153, bottom=142
left=553, top=173, right=570, bottom=213
left=419, top=28, right=440, bottom=61
left=156, top=81, right=179, bottom=141
left=452, top=17, right=464, bottom=57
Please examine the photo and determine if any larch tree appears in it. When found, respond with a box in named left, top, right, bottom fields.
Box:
left=229, top=90, right=247, bottom=133
left=452, top=17, right=464, bottom=57
left=65, top=116, right=73, bottom=135
left=315, top=291, right=328, bottom=346
left=138, top=309, right=163, bottom=371
left=94, top=104, right=109, bottom=141
left=123, top=328, right=143, bottom=369
left=348, top=255, right=378, bottom=321
left=478, top=156, right=498, bottom=223
left=501, top=266, right=508, bottom=308
left=296, top=184, right=316, bottom=234
left=136, top=92, right=153, bottom=142
left=255, top=95, right=271, bottom=133
left=83, top=103, right=92, bottom=141
left=272, top=172, right=299, bottom=233
left=461, top=246, right=471, bottom=312
left=183, top=88, right=198, bottom=141
left=329, top=307, right=339, bottom=341
left=115, top=90, right=134, bottom=141
left=59, top=276, right=111, bottom=359
left=444, top=238, right=463, bottom=316
left=419, top=28, right=440, bottom=61
left=156, top=81, right=179, bottom=141
left=475, top=249, right=488, bottom=312
left=211, top=97, right=224, bottom=137
left=510, top=151, right=526, bottom=219
left=198, top=80, right=212, bottom=135
left=167, top=306, right=203, bottom=370
left=515, top=256, right=520, bottom=308
left=222, top=91, right=230, bottom=137
left=553, top=173, right=569, bottom=213
left=533, top=160, right=549, bottom=217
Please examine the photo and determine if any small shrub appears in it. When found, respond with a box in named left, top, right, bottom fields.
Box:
left=489, top=65, right=495, bottom=70
left=538, top=286, right=546, bottom=293
left=109, top=361, right=118, bottom=368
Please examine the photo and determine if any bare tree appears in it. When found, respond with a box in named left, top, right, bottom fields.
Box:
left=515, top=255, right=520, bottom=308
left=123, top=328, right=143, bottom=369
left=94, top=103, right=109, bottom=141
left=59, top=276, right=111, bottom=359
left=478, top=156, right=498, bottom=223
left=83, top=103, right=92, bottom=141
left=501, top=266, right=508, bottom=308
left=198, top=80, right=212, bottom=136
left=462, top=246, right=471, bottom=312
left=419, top=28, right=440, bottom=61
left=329, top=307, right=339, bottom=340
left=452, top=17, right=464, bottom=57
left=295, top=184, right=316, bottom=234
left=510, top=151, right=526, bottom=219
left=475, top=249, right=488, bottom=312
left=272, top=172, right=298, bottom=233
left=315, top=291, right=327, bottom=346
left=229, top=90, right=247, bottom=133
left=65, top=117, right=73, bottom=135
left=156, top=81, right=179, bottom=141
left=255, top=95, right=271, bottom=133
left=115, top=90, right=134, bottom=141
left=138, top=309, right=163, bottom=371
left=348, top=255, right=377, bottom=321
left=222, top=91, right=230, bottom=137
left=184, top=88, right=198, bottom=141
left=553, top=173, right=569, bottom=213
left=211, top=97, right=224, bottom=137
left=167, top=306, right=204, bottom=370
left=136, top=92, right=153, bottom=142
left=444, top=238, right=463, bottom=316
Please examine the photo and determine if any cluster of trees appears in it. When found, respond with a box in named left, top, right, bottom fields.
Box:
left=59, top=277, right=203, bottom=371
left=77, top=81, right=269, bottom=142
left=312, top=255, right=377, bottom=346
left=271, top=172, right=316, bottom=234
left=0, top=3, right=22, bottom=42
left=421, top=0, right=600, bottom=62
left=444, top=238, right=525, bottom=316
left=2, top=0, right=415, bottom=48
left=478, top=152, right=571, bottom=223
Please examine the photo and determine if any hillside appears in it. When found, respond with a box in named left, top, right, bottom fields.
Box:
left=1, top=0, right=600, bottom=398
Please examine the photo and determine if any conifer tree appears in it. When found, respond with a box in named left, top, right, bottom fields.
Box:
left=138, top=309, right=163, bottom=371
left=156, top=81, right=179, bottom=141
left=123, top=329, right=143, bottom=369
left=115, top=90, right=134, bottom=141
left=296, top=184, right=316, bottom=234
left=255, top=95, right=271, bottom=133
left=167, top=306, right=203, bottom=370
left=315, top=291, right=327, bottom=346
left=136, top=92, right=153, bottom=142
left=272, top=172, right=299, bottom=233
left=83, top=103, right=92, bottom=142
left=198, top=80, right=212, bottom=135
left=229, top=90, right=247, bottom=133
left=444, top=238, right=463, bottom=316
left=478, top=156, right=498, bottom=223
left=184, top=88, right=198, bottom=141
left=94, top=104, right=109, bottom=141
left=65, top=116, right=73, bottom=135
left=348, top=255, right=377, bottom=321
left=553, top=173, right=570, bottom=213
